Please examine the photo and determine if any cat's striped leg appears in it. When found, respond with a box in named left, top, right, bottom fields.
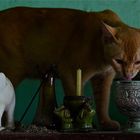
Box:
left=91, top=69, right=120, bottom=130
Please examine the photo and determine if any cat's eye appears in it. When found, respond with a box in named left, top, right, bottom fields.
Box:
left=115, top=59, right=124, bottom=65
left=135, top=61, right=140, bottom=65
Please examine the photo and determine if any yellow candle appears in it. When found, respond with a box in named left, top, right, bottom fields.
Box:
left=76, top=69, right=82, bottom=96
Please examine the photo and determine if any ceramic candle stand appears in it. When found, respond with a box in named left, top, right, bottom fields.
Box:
left=54, top=96, right=95, bottom=132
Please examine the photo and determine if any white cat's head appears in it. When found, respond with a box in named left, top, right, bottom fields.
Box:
left=102, top=22, right=140, bottom=80
left=0, top=73, right=6, bottom=89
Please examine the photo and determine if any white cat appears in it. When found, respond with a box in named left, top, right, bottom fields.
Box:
left=0, top=73, right=15, bottom=131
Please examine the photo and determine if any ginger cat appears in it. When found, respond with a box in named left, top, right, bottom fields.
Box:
left=0, top=7, right=140, bottom=130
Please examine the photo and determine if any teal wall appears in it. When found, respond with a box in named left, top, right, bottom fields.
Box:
left=0, top=0, right=139, bottom=127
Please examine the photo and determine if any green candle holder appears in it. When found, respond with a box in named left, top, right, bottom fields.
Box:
left=63, top=96, right=95, bottom=131
left=64, top=96, right=87, bottom=119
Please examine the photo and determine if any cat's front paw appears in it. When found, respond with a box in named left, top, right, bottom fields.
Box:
left=6, top=123, right=15, bottom=130
left=100, top=119, right=120, bottom=131
left=0, top=127, right=6, bottom=131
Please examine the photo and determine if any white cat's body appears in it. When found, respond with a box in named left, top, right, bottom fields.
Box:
left=0, top=73, right=15, bottom=131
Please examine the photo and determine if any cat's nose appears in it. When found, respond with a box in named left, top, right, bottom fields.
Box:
left=124, top=76, right=132, bottom=80
left=123, top=74, right=133, bottom=80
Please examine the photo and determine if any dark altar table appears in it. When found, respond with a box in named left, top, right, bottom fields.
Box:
left=0, top=131, right=140, bottom=140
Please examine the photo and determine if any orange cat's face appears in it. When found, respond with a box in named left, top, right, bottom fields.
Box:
left=102, top=23, right=140, bottom=80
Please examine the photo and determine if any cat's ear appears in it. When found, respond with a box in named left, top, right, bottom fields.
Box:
left=101, top=22, right=118, bottom=44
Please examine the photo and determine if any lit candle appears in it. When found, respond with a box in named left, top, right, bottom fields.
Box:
left=76, top=69, right=82, bottom=96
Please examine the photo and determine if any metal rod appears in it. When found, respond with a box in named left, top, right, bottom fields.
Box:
left=19, top=79, right=45, bottom=123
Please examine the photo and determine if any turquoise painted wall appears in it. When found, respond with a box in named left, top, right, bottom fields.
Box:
left=0, top=0, right=139, bottom=127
